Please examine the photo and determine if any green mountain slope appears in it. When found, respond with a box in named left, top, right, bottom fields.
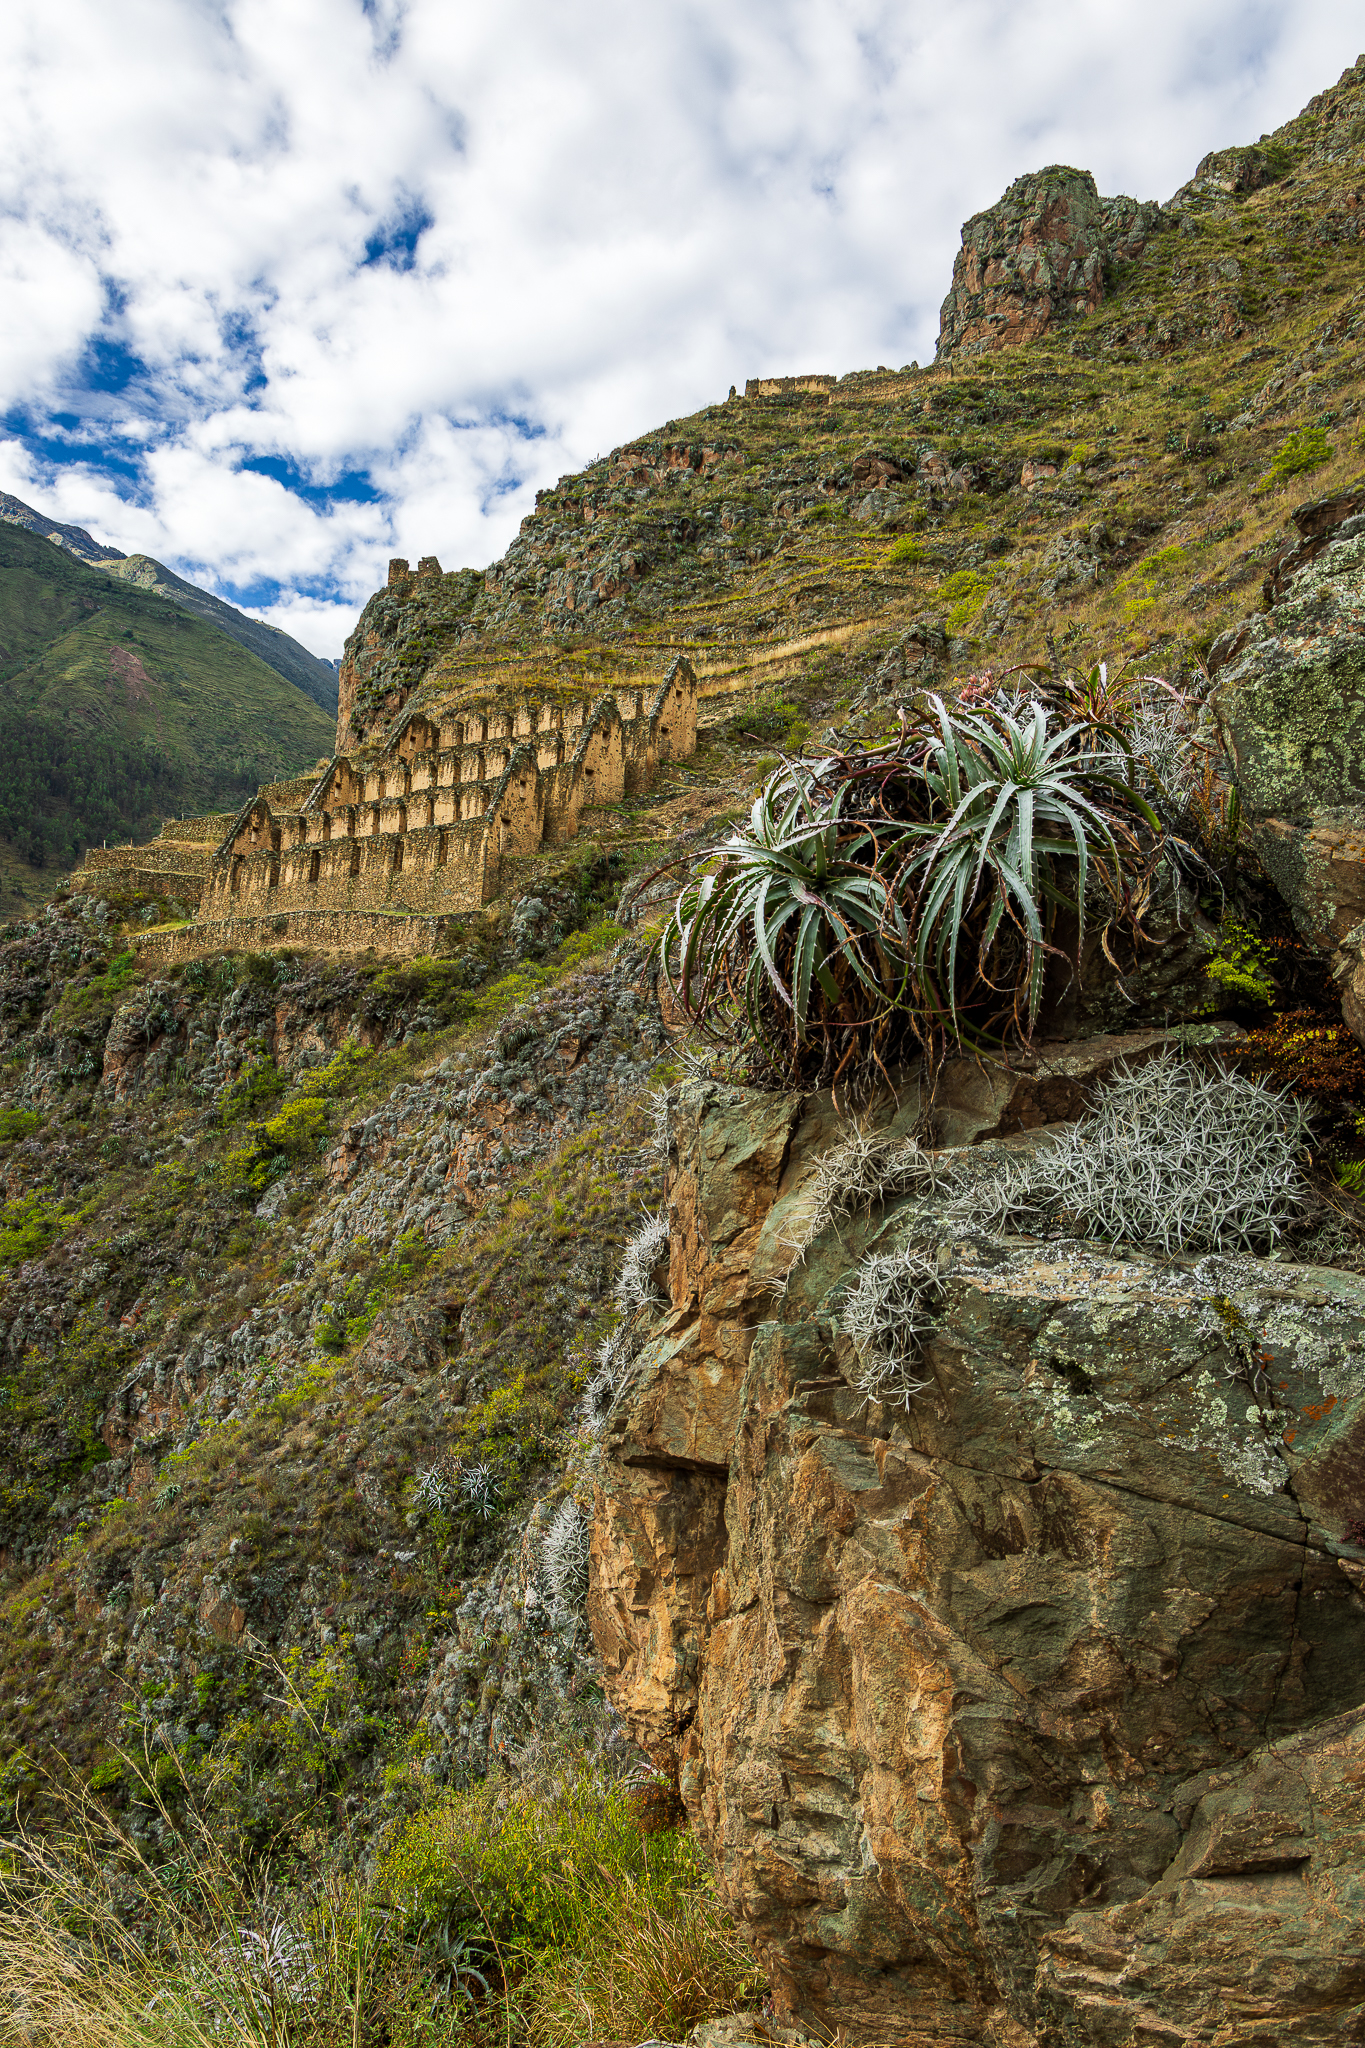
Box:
left=0, top=523, right=334, bottom=891
left=0, top=493, right=340, bottom=715
left=343, top=53, right=1365, bottom=748
left=103, top=554, right=339, bottom=716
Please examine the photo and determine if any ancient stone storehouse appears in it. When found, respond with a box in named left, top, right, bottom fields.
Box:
left=78, top=549, right=699, bottom=955
left=202, top=658, right=697, bottom=928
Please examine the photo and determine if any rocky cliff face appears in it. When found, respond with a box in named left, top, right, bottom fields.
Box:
left=1211, top=483, right=1365, bottom=1035
left=589, top=1077, right=1365, bottom=2046
left=936, top=168, right=1162, bottom=359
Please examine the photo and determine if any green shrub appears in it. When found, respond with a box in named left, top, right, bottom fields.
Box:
left=886, top=535, right=923, bottom=564
left=0, top=1108, right=41, bottom=1142
left=291, top=1040, right=372, bottom=1099
left=379, top=1766, right=758, bottom=2046
left=260, top=1096, right=329, bottom=1160
left=1265, top=426, right=1331, bottom=485
left=0, top=1195, right=68, bottom=1267
left=936, top=568, right=992, bottom=633
left=218, top=1055, right=286, bottom=1125
left=1204, top=919, right=1277, bottom=1010
left=724, top=695, right=810, bottom=748
left=53, top=950, right=139, bottom=1023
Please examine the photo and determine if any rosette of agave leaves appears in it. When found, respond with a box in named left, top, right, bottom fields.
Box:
left=658, top=686, right=1167, bottom=1085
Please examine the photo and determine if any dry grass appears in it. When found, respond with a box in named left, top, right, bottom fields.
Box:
left=0, top=1743, right=430, bottom=2048
left=517, top=1871, right=762, bottom=2048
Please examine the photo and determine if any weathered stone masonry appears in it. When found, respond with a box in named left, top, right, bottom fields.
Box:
left=90, top=653, right=699, bottom=956
left=202, top=659, right=697, bottom=925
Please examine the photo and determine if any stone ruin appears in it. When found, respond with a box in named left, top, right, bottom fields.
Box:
left=79, top=647, right=699, bottom=960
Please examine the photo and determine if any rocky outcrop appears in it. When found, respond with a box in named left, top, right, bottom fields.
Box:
left=589, top=1079, right=1365, bottom=2046
left=1211, top=492, right=1365, bottom=1005
left=936, top=168, right=1162, bottom=359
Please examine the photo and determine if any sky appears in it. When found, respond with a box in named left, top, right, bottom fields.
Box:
left=0, top=3, right=1359, bottom=658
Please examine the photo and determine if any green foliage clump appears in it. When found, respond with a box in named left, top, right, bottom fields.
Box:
left=291, top=1040, right=372, bottom=1099
left=886, top=535, right=924, bottom=564
left=1264, top=425, right=1332, bottom=486
left=380, top=1768, right=760, bottom=2045
left=53, top=950, right=139, bottom=1024
left=260, top=1096, right=329, bottom=1160
left=725, top=694, right=810, bottom=749
left=1204, top=918, right=1277, bottom=1009
left=0, top=1194, right=68, bottom=1267
left=218, top=1054, right=286, bottom=1125
left=936, top=568, right=992, bottom=633
left=0, top=1107, right=41, bottom=1142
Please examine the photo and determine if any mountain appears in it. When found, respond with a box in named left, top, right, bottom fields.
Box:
left=0, top=492, right=339, bottom=715
left=339, top=50, right=1365, bottom=754
left=0, top=521, right=334, bottom=896
left=3, top=53, right=1365, bottom=2048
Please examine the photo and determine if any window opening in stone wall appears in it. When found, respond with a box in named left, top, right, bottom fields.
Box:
left=392, top=839, right=404, bottom=875
left=350, top=840, right=361, bottom=878
left=230, top=857, right=243, bottom=895
left=308, top=849, right=321, bottom=885
left=437, top=829, right=448, bottom=867
left=268, top=858, right=280, bottom=891
left=371, top=809, right=380, bottom=836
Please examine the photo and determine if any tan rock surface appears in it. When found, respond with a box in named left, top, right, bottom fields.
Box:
left=589, top=1083, right=1365, bottom=2046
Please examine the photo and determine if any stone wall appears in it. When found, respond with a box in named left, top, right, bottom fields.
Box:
left=81, top=657, right=697, bottom=952
left=131, top=908, right=454, bottom=965
left=744, top=374, right=836, bottom=397
left=198, top=658, right=697, bottom=931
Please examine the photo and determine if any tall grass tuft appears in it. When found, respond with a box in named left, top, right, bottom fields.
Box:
left=518, top=1870, right=762, bottom=2048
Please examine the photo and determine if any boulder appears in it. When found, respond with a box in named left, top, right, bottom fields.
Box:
left=589, top=1083, right=1365, bottom=2046
left=1211, top=512, right=1365, bottom=969
left=937, top=168, right=1161, bottom=359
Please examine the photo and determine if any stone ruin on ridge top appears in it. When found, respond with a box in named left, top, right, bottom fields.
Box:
left=79, top=553, right=699, bottom=960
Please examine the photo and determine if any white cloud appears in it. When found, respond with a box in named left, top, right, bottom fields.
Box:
left=0, top=0, right=1359, bottom=655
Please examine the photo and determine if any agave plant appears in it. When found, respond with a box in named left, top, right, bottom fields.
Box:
left=659, top=768, right=913, bottom=1081
left=658, top=685, right=1167, bottom=1080
left=892, top=693, right=1161, bottom=1041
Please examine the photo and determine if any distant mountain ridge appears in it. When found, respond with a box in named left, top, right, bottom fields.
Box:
left=0, top=492, right=339, bottom=716
left=0, top=519, right=335, bottom=902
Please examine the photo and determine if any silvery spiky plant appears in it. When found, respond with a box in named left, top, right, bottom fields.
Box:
left=542, top=1497, right=592, bottom=1613
left=581, top=1324, right=642, bottom=1436
left=194, top=1915, right=319, bottom=2019
left=968, top=1054, right=1312, bottom=1256
left=614, top=1208, right=670, bottom=1314
left=837, top=1244, right=944, bottom=1408
left=647, top=1086, right=675, bottom=1166
left=785, top=1125, right=938, bottom=1273
left=413, top=1462, right=455, bottom=1514
left=460, top=1460, right=501, bottom=1520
